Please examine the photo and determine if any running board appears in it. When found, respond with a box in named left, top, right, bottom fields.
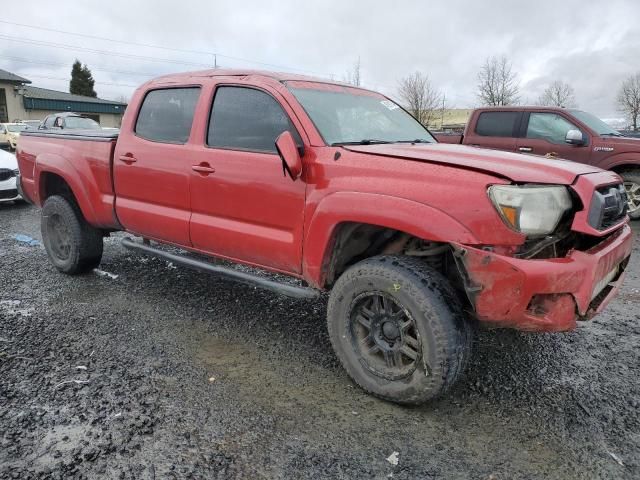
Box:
left=121, top=238, right=320, bottom=300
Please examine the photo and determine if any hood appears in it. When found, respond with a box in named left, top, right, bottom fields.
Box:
left=0, top=150, right=18, bottom=169
left=345, top=143, right=601, bottom=184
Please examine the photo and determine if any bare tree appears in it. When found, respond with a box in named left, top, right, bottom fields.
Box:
left=477, top=55, right=519, bottom=106
left=538, top=80, right=576, bottom=108
left=617, top=73, right=640, bottom=131
left=397, top=71, right=442, bottom=126
left=343, top=57, right=361, bottom=87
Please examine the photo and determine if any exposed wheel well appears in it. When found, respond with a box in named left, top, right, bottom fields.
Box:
left=40, top=172, right=75, bottom=203
left=323, top=222, right=459, bottom=289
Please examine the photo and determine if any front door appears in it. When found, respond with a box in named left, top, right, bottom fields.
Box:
left=188, top=85, right=307, bottom=273
left=517, top=112, right=590, bottom=162
left=113, top=87, right=201, bottom=246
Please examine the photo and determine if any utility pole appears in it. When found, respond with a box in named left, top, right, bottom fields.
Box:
left=212, top=54, right=218, bottom=69
left=440, top=94, right=446, bottom=130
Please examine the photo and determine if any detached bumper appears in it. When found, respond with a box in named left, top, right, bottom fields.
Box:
left=455, top=224, right=633, bottom=332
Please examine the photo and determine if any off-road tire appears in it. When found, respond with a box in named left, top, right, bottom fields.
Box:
left=621, top=169, right=640, bottom=220
left=327, top=255, right=473, bottom=405
left=41, top=195, right=103, bottom=274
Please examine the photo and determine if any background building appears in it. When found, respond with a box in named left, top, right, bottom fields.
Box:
left=0, top=68, right=126, bottom=127
left=426, top=108, right=472, bottom=132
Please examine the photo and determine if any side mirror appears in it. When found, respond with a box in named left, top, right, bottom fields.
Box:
left=565, top=129, right=585, bottom=145
left=275, top=131, right=302, bottom=180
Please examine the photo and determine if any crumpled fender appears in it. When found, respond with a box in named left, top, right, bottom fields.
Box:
left=302, top=191, right=479, bottom=287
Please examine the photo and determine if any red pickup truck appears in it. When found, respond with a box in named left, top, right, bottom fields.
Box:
left=434, top=107, right=640, bottom=219
left=16, top=70, right=633, bottom=404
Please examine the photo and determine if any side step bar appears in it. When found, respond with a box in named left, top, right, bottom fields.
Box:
left=121, top=238, right=320, bottom=300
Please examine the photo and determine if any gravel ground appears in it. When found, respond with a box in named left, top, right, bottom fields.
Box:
left=1, top=202, right=639, bottom=479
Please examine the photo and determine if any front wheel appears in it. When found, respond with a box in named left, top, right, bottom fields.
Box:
left=622, top=169, right=640, bottom=220
left=327, top=256, right=473, bottom=405
left=41, top=195, right=104, bottom=274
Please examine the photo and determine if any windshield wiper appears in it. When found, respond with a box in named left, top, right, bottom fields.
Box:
left=601, top=132, right=623, bottom=137
left=394, top=139, right=433, bottom=144
left=331, top=139, right=392, bottom=146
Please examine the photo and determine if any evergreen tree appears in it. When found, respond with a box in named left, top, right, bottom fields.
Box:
left=69, top=60, right=97, bottom=97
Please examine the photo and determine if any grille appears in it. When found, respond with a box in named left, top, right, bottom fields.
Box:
left=587, top=184, right=627, bottom=230
left=0, top=189, right=18, bottom=199
left=0, top=168, right=14, bottom=182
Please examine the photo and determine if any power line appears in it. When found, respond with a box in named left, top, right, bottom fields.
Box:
left=0, top=55, right=158, bottom=78
left=0, top=34, right=213, bottom=67
left=25, top=73, right=138, bottom=88
left=0, top=20, right=335, bottom=77
left=0, top=19, right=215, bottom=56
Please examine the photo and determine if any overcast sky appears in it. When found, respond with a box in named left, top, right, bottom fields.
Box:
left=1, top=0, right=638, bottom=121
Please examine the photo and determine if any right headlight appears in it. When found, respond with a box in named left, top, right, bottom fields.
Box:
left=488, top=184, right=572, bottom=236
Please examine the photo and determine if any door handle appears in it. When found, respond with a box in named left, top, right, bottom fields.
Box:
left=192, top=163, right=216, bottom=175
left=118, top=154, right=137, bottom=164
left=518, top=147, right=532, bottom=152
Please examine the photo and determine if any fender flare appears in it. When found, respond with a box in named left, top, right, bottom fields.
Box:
left=34, top=152, right=100, bottom=225
left=302, top=191, right=478, bottom=288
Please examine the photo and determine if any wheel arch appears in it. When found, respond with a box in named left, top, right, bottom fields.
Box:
left=601, top=154, right=640, bottom=173
left=35, top=153, right=99, bottom=226
left=302, top=192, right=478, bottom=288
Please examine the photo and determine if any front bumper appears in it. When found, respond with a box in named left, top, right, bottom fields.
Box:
left=455, top=224, right=633, bottom=332
left=0, top=175, right=21, bottom=203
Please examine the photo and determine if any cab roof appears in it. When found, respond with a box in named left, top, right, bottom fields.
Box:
left=146, top=69, right=345, bottom=87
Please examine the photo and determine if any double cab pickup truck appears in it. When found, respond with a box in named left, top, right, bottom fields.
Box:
left=16, top=70, right=633, bottom=404
left=434, top=107, right=640, bottom=219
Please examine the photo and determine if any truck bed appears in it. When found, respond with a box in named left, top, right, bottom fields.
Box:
left=18, top=130, right=120, bottom=229
left=433, top=132, right=463, bottom=144
left=21, top=129, right=119, bottom=141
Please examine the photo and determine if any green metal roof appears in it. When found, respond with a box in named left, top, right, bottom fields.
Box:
left=22, top=86, right=127, bottom=114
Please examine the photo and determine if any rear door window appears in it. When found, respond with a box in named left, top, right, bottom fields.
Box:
left=135, top=87, right=201, bottom=143
left=207, top=86, right=301, bottom=153
left=475, top=111, right=519, bottom=137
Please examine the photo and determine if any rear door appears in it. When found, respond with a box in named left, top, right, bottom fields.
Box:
left=463, top=111, right=521, bottom=152
left=188, top=84, right=307, bottom=273
left=517, top=111, right=590, bottom=161
left=113, top=87, right=201, bottom=246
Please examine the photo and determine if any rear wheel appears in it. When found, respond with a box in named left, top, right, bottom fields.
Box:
left=41, top=195, right=103, bottom=274
left=621, top=169, right=640, bottom=220
left=327, top=255, right=473, bottom=405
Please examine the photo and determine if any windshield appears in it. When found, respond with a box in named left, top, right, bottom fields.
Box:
left=7, top=124, right=28, bottom=133
left=287, top=82, right=435, bottom=145
left=569, top=109, right=621, bottom=136
left=64, top=116, right=101, bottom=129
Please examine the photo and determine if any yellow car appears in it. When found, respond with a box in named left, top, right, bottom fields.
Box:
left=0, top=123, right=29, bottom=150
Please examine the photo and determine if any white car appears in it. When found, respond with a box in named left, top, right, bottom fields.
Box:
left=0, top=123, right=28, bottom=150
left=0, top=149, right=21, bottom=203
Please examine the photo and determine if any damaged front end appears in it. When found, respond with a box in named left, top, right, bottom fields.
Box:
left=452, top=174, right=633, bottom=332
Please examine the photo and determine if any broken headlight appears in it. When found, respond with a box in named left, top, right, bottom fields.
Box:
left=488, top=184, right=572, bottom=236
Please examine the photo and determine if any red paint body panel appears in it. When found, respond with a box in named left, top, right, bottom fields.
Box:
left=433, top=106, right=640, bottom=171
left=15, top=70, right=635, bottom=333
left=17, top=135, right=118, bottom=229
